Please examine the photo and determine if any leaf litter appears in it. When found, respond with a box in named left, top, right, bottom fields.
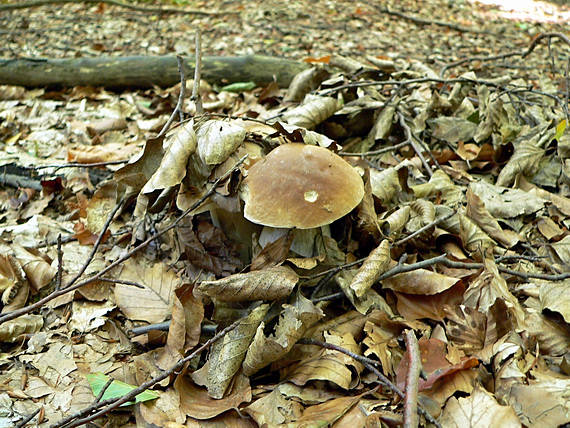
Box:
left=0, top=0, right=570, bottom=427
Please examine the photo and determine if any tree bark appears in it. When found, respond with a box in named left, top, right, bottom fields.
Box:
left=0, top=55, right=308, bottom=89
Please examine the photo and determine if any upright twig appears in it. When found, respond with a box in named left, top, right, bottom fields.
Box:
left=55, top=234, right=63, bottom=290
left=191, top=29, right=204, bottom=115
left=403, top=330, right=421, bottom=428
left=298, top=338, right=441, bottom=428
left=0, top=156, right=248, bottom=325
left=157, top=55, right=187, bottom=139
left=53, top=319, right=243, bottom=428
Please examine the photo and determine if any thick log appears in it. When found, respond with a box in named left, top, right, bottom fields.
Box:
left=0, top=55, right=309, bottom=89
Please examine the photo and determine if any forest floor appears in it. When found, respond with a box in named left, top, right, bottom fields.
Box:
left=0, top=0, right=569, bottom=427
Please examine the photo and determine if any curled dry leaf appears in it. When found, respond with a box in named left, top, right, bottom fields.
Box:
left=141, top=119, right=197, bottom=194
left=196, top=265, right=299, bottom=302
left=205, top=304, right=268, bottom=398
left=281, top=94, right=339, bottom=129
left=284, top=331, right=363, bottom=389
left=466, top=187, right=520, bottom=248
left=196, top=119, right=246, bottom=165
left=350, top=239, right=391, bottom=298
left=383, top=268, right=460, bottom=295
left=381, top=205, right=411, bottom=237
left=242, top=293, right=323, bottom=376
left=175, top=372, right=251, bottom=420
left=0, top=314, right=43, bottom=343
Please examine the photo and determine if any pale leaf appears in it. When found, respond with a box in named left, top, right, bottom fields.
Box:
left=281, top=94, right=338, bottom=129
left=206, top=304, right=268, bottom=398
left=196, top=120, right=245, bottom=165
left=242, top=293, right=323, bottom=375
left=350, top=240, right=391, bottom=297
left=439, top=386, right=520, bottom=428
left=197, top=265, right=298, bottom=302
left=142, top=119, right=197, bottom=194
left=115, top=259, right=180, bottom=323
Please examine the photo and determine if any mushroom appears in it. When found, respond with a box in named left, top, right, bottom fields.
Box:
left=242, top=143, right=364, bottom=229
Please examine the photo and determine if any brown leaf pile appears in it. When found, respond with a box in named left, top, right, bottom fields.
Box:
left=1, top=11, right=570, bottom=428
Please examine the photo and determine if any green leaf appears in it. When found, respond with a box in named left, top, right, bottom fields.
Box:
left=221, top=81, right=257, bottom=93
left=86, top=373, right=159, bottom=406
left=554, top=119, right=567, bottom=141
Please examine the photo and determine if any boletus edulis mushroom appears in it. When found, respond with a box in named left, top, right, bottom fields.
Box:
left=242, top=143, right=364, bottom=229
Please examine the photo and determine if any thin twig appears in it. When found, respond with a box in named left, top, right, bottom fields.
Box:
left=94, top=378, right=114, bottom=404
left=34, top=160, right=128, bottom=171
left=0, top=0, right=236, bottom=15
left=55, top=234, right=63, bottom=291
left=398, top=112, right=432, bottom=177
left=441, top=32, right=570, bottom=77
left=374, top=5, right=489, bottom=35
left=339, top=140, right=410, bottom=157
left=157, top=55, right=187, bottom=139
left=64, top=196, right=125, bottom=289
left=298, top=338, right=441, bottom=428
left=99, top=278, right=145, bottom=289
left=393, top=211, right=455, bottom=247
left=53, top=319, right=242, bottom=428
left=15, top=408, right=41, bottom=428
left=403, top=330, right=421, bottom=428
left=0, top=156, right=247, bottom=325
left=192, top=29, right=204, bottom=115
left=129, top=321, right=171, bottom=336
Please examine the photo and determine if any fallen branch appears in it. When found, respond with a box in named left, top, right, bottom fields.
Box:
left=403, top=330, right=421, bottom=428
left=0, top=55, right=308, bottom=89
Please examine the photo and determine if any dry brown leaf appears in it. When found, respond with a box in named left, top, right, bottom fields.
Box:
left=242, top=293, right=323, bottom=376
left=281, top=94, right=338, bottom=129
left=250, top=230, right=294, bottom=271
left=115, top=258, right=180, bottom=323
left=383, top=268, right=460, bottom=295
left=114, top=137, right=164, bottom=191
left=381, top=206, right=410, bottom=237
left=439, top=385, right=521, bottom=428
left=463, top=257, right=525, bottom=328
left=395, top=281, right=466, bottom=321
left=197, top=265, right=298, bottom=302
left=159, top=284, right=204, bottom=369
left=67, top=142, right=140, bottom=164
left=203, top=304, right=268, bottom=398
left=296, top=392, right=368, bottom=427
left=465, top=187, right=520, bottom=248
left=539, top=280, right=570, bottom=324
left=196, top=119, right=246, bottom=165
left=350, top=240, right=391, bottom=298
left=175, top=372, right=251, bottom=420
left=284, top=331, right=363, bottom=389
left=458, top=211, right=495, bottom=256
left=141, top=119, right=197, bottom=194
left=245, top=385, right=304, bottom=426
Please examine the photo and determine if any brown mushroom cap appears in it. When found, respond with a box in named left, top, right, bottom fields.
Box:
left=242, top=143, right=364, bottom=229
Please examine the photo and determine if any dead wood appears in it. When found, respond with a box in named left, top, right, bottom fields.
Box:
left=0, top=55, right=308, bottom=89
